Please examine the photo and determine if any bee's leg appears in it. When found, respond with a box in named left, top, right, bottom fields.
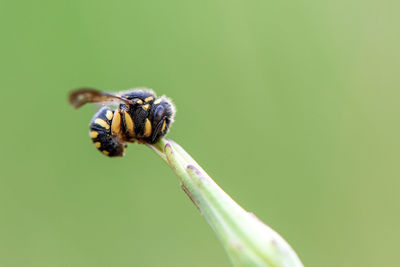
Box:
left=89, top=106, right=125, bottom=157
left=150, top=117, right=168, bottom=144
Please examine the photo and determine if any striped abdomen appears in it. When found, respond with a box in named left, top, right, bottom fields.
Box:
left=89, top=107, right=125, bottom=157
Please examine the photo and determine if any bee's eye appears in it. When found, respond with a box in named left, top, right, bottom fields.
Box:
left=153, top=105, right=165, bottom=122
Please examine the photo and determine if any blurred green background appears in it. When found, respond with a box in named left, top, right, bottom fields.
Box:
left=1, top=0, right=399, bottom=266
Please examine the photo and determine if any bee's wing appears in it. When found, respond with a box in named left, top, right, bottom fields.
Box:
left=69, top=88, right=134, bottom=109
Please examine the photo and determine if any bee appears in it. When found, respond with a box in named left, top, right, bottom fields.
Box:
left=69, top=88, right=175, bottom=157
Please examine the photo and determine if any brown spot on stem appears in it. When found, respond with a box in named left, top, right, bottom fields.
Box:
left=164, top=143, right=172, bottom=152
left=180, top=182, right=201, bottom=213
left=187, top=165, right=202, bottom=176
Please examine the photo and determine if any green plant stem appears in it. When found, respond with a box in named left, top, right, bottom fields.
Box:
left=148, top=138, right=303, bottom=267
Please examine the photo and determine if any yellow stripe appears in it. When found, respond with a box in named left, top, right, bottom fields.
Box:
left=112, top=109, right=122, bottom=136
left=161, top=120, right=167, bottom=133
left=144, top=118, right=152, bottom=138
left=123, top=110, right=135, bottom=137
left=144, top=96, right=154, bottom=102
left=94, top=142, right=101, bottom=148
left=95, top=118, right=110, bottom=130
left=102, top=150, right=110, bottom=156
left=106, top=110, right=113, bottom=120
left=153, top=98, right=162, bottom=104
left=90, top=131, right=99, bottom=139
left=136, top=99, right=143, bottom=105
left=142, top=104, right=150, bottom=111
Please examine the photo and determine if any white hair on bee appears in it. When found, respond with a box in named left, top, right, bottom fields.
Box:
left=158, top=95, right=176, bottom=124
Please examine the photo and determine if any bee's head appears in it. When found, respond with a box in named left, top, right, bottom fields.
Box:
left=149, top=97, right=176, bottom=143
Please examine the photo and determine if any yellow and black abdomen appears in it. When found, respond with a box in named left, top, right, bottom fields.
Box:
left=89, top=106, right=125, bottom=157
